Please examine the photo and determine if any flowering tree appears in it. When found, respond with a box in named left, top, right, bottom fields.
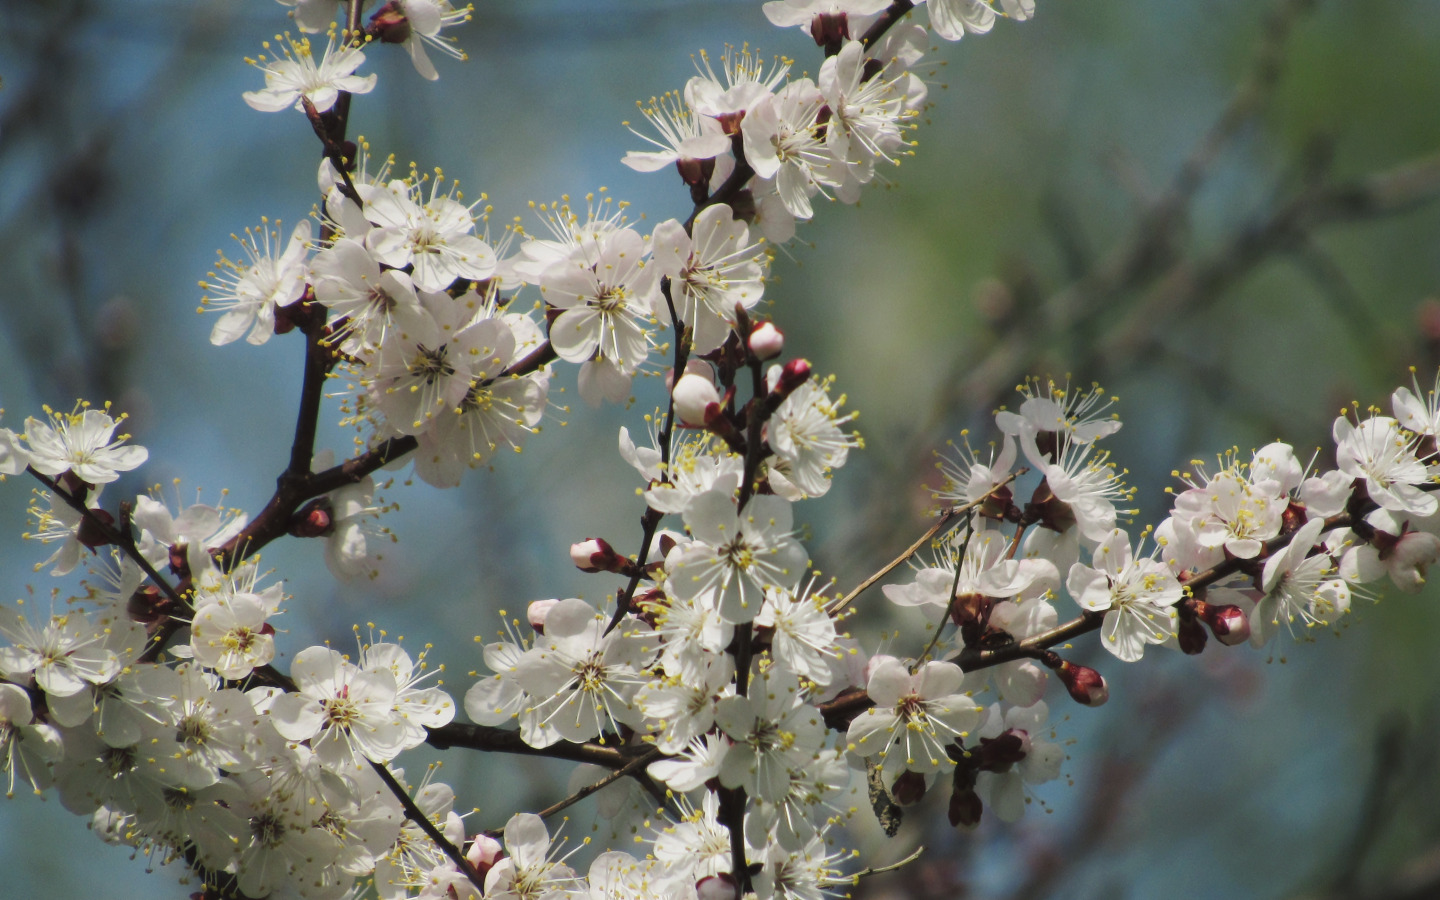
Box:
left=2, top=1, right=1440, bottom=899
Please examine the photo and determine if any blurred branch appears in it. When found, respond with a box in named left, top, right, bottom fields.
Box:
left=947, top=0, right=1440, bottom=414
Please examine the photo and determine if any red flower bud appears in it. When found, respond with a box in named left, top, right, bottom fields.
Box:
left=1055, top=660, right=1108, bottom=706
left=1197, top=600, right=1250, bottom=646
left=570, top=537, right=623, bottom=573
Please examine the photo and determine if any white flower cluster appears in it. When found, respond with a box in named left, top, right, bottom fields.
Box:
left=4, top=1, right=1439, bottom=899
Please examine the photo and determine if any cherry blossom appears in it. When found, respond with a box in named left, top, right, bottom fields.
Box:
left=22, top=405, right=148, bottom=486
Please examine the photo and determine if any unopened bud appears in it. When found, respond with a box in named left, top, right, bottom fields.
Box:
left=570, top=538, right=622, bottom=574
left=673, top=373, right=721, bottom=427
left=770, top=358, right=812, bottom=400
left=890, top=770, right=928, bottom=807
left=748, top=322, right=784, bottom=360
left=290, top=499, right=334, bottom=538
left=1197, top=600, right=1250, bottom=646
left=1055, top=660, right=1108, bottom=706
left=527, top=599, right=561, bottom=634
left=696, top=873, right=740, bottom=900
left=465, top=834, right=503, bottom=882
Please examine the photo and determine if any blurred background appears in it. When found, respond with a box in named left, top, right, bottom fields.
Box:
left=1, top=0, right=1439, bottom=897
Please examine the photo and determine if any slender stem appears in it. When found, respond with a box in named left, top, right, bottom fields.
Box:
left=27, top=468, right=189, bottom=612
left=914, top=508, right=973, bottom=667
left=828, top=470, right=1023, bottom=616
left=370, top=760, right=486, bottom=894
left=533, top=748, right=662, bottom=822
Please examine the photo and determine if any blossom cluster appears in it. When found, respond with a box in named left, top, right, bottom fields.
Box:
left=0, top=1, right=1436, bottom=899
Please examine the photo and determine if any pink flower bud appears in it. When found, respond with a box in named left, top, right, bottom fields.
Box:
left=1198, top=601, right=1251, bottom=645
left=1056, top=660, right=1108, bottom=706
left=748, top=322, right=784, bottom=360
left=289, top=499, right=334, bottom=538
left=465, top=833, right=503, bottom=882
left=527, top=599, right=561, bottom=634
left=696, top=873, right=740, bottom=900
left=570, top=537, right=621, bottom=573
left=771, top=358, right=812, bottom=399
left=673, top=373, right=721, bottom=427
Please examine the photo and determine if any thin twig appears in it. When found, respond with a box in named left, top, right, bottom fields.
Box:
left=828, top=470, right=1022, bottom=616
left=369, top=761, right=486, bottom=894
left=850, top=843, right=926, bottom=879
left=532, top=747, right=663, bottom=822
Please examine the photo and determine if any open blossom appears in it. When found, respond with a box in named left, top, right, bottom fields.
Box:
left=1250, top=517, right=1343, bottom=645
left=0, top=606, right=123, bottom=697
left=483, top=813, right=582, bottom=900
left=183, top=565, right=285, bottom=680
left=23, top=405, right=148, bottom=485
left=742, top=79, right=837, bottom=221
left=513, top=599, right=656, bottom=746
left=622, top=89, right=731, bottom=173
left=541, top=224, right=659, bottom=376
left=766, top=376, right=860, bottom=499
left=243, top=31, right=377, bottom=113
left=199, top=218, right=312, bottom=346
left=651, top=205, right=767, bottom=354
left=380, top=0, right=471, bottom=81
left=714, top=666, right=826, bottom=802
left=666, top=491, right=809, bottom=623
left=268, top=646, right=408, bottom=769
left=1066, top=528, right=1182, bottom=662
left=1333, top=414, right=1437, bottom=517
left=847, top=657, right=982, bottom=778
left=363, top=172, right=497, bottom=293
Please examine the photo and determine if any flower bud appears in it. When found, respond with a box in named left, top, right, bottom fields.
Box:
left=770, top=358, right=812, bottom=399
left=1055, top=660, right=1108, bottom=706
left=1197, top=600, right=1250, bottom=646
left=289, top=499, right=334, bottom=538
left=465, top=833, right=503, bottom=882
left=673, top=373, right=721, bottom=427
left=570, top=537, right=622, bottom=573
left=748, top=322, right=784, bottom=360
left=696, top=873, right=740, bottom=900
left=527, top=599, right=561, bottom=634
